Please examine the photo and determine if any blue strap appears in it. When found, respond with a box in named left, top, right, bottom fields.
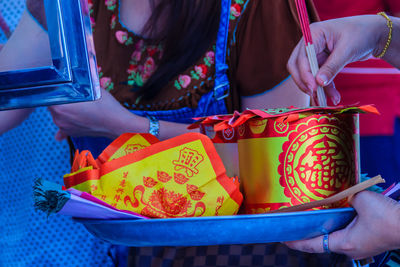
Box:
left=213, top=0, right=231, bottom=101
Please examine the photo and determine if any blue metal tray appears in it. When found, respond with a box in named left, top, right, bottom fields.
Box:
left=75, top=208, right=355, bottom=247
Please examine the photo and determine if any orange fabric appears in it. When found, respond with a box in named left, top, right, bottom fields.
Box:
left=71, top=150, right=99, bottom=173
left=97, top=133, right=159, bottom=164
left=64, top=168, right=100, bottom=188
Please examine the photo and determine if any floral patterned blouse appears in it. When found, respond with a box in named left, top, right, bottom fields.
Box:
left=29, top=0, right=318, bottom=113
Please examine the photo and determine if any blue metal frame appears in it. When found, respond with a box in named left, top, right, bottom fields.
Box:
left=0, top=0, right=100, bottom=110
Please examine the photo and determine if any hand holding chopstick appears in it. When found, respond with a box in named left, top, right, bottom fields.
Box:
left=295, top=0, right=327, bottom=107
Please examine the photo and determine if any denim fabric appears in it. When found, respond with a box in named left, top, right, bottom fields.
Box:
left=213, top=0, right=231, bottom=101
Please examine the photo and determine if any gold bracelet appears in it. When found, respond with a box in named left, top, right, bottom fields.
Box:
left=376, top=12, right=393, bottom=58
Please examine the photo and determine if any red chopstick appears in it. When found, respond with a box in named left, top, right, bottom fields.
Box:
left=295, top=0, right=327, bottom=106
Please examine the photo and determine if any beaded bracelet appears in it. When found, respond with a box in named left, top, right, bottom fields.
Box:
left=376, top=12, right=393, bottom=58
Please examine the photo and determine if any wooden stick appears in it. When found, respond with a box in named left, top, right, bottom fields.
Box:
left=268, top=175, right=385, bottom=213
left=306, top=44, right=327, bottom=106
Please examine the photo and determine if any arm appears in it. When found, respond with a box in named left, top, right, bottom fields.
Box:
left=285, top=191, right=400, bottom=260
left=48, top=89, right=197, bottom=141
left=49, top=80, right=309, bottom=141
left=0, top=109, right=34, bottom=135
left=287, top=15, right=400, bottom=103
left=0, top=10, right=51, bottom=71
left=0, top=10, right=51, bottom=132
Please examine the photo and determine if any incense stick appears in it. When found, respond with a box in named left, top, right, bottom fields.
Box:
left=295, top=0, right=327, bottom=107
left=268, top=175, right=385, bottom=213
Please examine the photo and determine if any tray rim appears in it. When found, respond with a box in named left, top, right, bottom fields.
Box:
left=74, top=207, right=356, bottom=246
left=74, top=207, right=355, bottom=224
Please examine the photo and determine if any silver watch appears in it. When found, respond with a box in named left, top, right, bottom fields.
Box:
left=147, top=115, right=160, bottom=138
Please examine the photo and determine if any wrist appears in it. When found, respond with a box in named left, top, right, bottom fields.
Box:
left=373, top=14, right=392, bottom=57
left=106, top=110, right=148, bottom=139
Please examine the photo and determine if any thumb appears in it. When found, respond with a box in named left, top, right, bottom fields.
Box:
left=349, top=191, right=389, bottom=217
left=349, top=191, right=373, bottom=211
left=55, top=130, right=67, bottom=141
left=316, top=46, right=351, bottom=87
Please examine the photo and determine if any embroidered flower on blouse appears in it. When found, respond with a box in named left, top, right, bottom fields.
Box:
left=87, top=0, right=95, bottom=26
left=126, top=44, right=162, bottom=87
left=98, top=67, right=115, bottom=91
left=174, top=75, right=191, bottom=90
left=195, top=64, right=208, bottom=79
left=204, top=51, right=215, bottom=66
left=116, top=30, right=133, bottom=45
left=175, top=48, right=214, bottom=89
left=127, top=63, right=138, bottom=74
left=100, top=77, right=114, bottom=91
left=88, top=0, right=93, bottom=13
left=131, top=50, right=142, bottom=62
left=110, top=15, right=116, bottom=29
left=147, top=47, right=158, bottom=58
left=190, top=70, right=199, bottom=80
left=127, top=72, right=144, bottom=87
left=230, top=3, right=242, bottom=20
left=105, top=0, right=117, bottom=11
left=143, top=57, right=156, bottom=79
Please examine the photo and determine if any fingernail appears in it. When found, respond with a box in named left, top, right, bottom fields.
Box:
left=332, top=96, right=340, bottom=106
left=305, top=83, right=314, bottom=96
left=332, top=86, right=341, bottom=105
left=319, top=74, right=329, bottom=86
